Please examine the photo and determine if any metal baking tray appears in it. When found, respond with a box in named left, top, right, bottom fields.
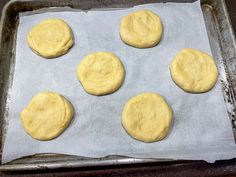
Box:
left=0, top=0, right=235, bottom=171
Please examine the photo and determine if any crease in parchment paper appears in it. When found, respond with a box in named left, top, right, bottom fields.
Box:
left=2, top=0, right=236, bottom=164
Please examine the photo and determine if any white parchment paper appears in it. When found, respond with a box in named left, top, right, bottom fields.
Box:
left=2, top=1, right=236, bottom=164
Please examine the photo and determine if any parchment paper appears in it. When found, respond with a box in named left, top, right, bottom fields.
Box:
left=2, top=1, right=236, bottom=164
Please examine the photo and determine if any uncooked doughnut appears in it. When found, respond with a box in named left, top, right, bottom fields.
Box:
left=122, top=93, right=173, bottom=143
left=27, top=18, right=74, bottom=58
left=77, top=52, right=125, bottom=95
left=120, top=10, right=163, bottom=48
left=170, top=48, right=218, bottom=93
left=20, top=92, right=74, bottom=141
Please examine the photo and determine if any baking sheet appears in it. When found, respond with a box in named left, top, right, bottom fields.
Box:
left=2, top=0, right=236, bottom=164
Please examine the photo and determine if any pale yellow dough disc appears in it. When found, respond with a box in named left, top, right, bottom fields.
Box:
left=27, top=18, right=74, bottom=58
left=170, top=48, right=218, bottom=93
left=77, top=52, right=125, bottom=95
left=122, top=93, right=173, bottom=143
left=20, top=92, right=74, bottom=141
left=120, top=10, right=163, bottom=48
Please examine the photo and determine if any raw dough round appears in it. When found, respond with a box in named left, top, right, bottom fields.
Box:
left=27, top=18, right=74, bottom=58
left=20, top=92, right=74, bottom=141
left=170, top=48, right=218, bottom=93
left=120, top=10, right=163, bottom=48
left=122, top=93, right=173, bottom=143
left=77, top=52, right=125, bottom=95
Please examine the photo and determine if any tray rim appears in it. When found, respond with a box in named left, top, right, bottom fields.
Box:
left=0, top=0, right=235, bottom=171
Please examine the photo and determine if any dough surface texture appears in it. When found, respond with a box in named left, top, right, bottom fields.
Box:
left=122, top=93, right=173, bottom=143
left=120, top=10, right=163, bottom=48
left=170, top=48, right=218, bottom=93
left=20, top=92, right=74, bottom=141
left=77, top=52, right=125, bottom=95
left=27, top=18, right=73, bottom=58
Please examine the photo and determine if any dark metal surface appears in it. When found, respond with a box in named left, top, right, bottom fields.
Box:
left=2, top=159, right=236, bottom=177
left=0, top=0, right=235, bottom=173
